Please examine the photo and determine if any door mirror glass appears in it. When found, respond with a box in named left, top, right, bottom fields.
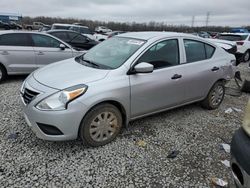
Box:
left=59, top=43, right=66, bottom=50
left=134, top=62, right=154, bottom=73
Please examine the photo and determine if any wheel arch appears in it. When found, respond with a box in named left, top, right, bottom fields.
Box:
left=0, top=62, right=7, bottom=74
left=78, top=100, right=128, bottom=138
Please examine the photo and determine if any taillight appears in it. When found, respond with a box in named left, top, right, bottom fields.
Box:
left=237, top=41, right=244, bottom=45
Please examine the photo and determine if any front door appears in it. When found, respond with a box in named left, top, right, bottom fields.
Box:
left=130, top=39, right=186, bottom=118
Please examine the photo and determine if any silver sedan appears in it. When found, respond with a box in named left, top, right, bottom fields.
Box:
left=20, top=32, right=236, bottom=147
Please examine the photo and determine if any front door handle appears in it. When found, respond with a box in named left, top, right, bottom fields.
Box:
left=171, top=74, right=182, bottom=80
left=1, top=51, right=9, bottom=55
left=37, top=51, right=44, bottom=55
left=211, top=67, right=219, bottom=71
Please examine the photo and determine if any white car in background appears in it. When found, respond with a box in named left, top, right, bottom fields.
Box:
left=95, top=26, right=112, bottom=33
left=217, top=33, right=250, bottom=62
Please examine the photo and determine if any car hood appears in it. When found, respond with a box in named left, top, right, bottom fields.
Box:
left=33, top=58, right=110, bottom=90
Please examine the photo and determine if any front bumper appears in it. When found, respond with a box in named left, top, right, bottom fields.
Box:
left=20, top=76, right=88, bottom=141
left=231, top=128, right=250, bottom=188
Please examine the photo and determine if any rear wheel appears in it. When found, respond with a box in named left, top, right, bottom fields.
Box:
left=0, top=65, right=7, bottom=83
left=201, top=81, right=225, bottom=110
left=79, top=103, right=122, bottom=147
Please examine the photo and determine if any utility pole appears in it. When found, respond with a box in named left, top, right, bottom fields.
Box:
left=191, top=16, right=195, bottom=27
left=205, top=12, right=210, bottom=27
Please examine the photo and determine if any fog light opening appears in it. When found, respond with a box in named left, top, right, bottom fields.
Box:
left=232, top=163, right=244, bottom=185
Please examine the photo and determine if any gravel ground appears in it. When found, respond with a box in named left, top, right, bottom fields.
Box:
left=0, top=63, right=250, bottom=188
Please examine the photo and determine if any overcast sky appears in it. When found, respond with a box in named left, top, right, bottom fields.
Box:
left=0, top=0, right=249, bottom=26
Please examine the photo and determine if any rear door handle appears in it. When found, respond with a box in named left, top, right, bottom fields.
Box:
left=37, top=51, right=44, bottom=55
left=171, top=74, right=182, bottom=80
left=211, top=67, right=219, bottom=71
left=1, top=51, right=9, bottom=55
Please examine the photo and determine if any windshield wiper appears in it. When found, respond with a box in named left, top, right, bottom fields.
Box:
left=82, top=59, right=100, bottom=68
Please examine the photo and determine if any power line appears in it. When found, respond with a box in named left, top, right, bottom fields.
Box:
left=205, top=12, right=210, bottom=27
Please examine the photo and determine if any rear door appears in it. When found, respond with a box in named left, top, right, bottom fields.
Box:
left=30, top=33, right=73, bottom=68
left=179, top=38, right=221, bottom=101
left=0, top=33, right=36, bottom=74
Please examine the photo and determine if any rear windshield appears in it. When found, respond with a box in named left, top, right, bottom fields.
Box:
left=218, top=34, right=248, bottom=41
left=51, top=25, right=71, bottom=30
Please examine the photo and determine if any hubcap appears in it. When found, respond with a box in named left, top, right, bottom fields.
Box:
left=244, top=52, right=250, bottom=62
left=89, top=112, right=118, bottom=142
left=211, top=85, right=224, bottom=106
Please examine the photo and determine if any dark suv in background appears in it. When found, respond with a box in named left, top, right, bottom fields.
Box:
left=47, top=30, right=98, bottom=51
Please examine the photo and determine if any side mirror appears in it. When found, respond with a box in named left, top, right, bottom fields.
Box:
left=59, top=44, right=66, bottom=50
left=133, top=62, right=154, bottom=74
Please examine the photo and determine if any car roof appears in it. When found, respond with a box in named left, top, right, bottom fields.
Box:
left=220, top=32, right=249, bottom=36
left=118, top=31, right=194, bottom=40
left=47, top=29, right=79, bottom=33
left=0, top=30, right=60, bottom=36
left=52, top=23, right=73, bottom=26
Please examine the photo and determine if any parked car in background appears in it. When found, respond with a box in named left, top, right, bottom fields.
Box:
left=217, top=33, right=250, bottom=62
left=0, top=31, right=84, bottom=83
left=8, top=21, right=22, bottom=30
left=39, top=25, right=51, bottom=32
left=47, top=30, right=98, bottom=50
left=95, top=26, right=112, bottom=33
left=0, top=21, right=10, bottom=30
left=207, top=38, right=239, bottom=63
left=51, top=23, right=72, bottom=30
left=25, top=22, right=45, bottom=30
left=231, top=100, right=250, bottom=188
left=20, top=32, right=236, bottom=147
left=231, top=28, right=249, bottom=33
left=69, top=25, right=95, bottom=40
left=94, top=31, right=126, bottom=42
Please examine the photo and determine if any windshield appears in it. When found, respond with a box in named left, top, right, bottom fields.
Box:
left=218, top=34, right=248, bottom=41
left=80, top=37, right=145, bottom=69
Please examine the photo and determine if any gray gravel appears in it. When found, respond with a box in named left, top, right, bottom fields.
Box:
left=0, top=63, right=250, bottom=188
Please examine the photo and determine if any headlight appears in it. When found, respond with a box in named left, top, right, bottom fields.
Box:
left=20, top=80, right=26, bottom=94
left=36, top=84, right=87, bottom=111
left=242, top=100, right=250, bottom=136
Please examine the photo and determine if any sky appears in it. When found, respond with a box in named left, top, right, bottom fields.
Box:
left=0, top=0, right=250, bottom=26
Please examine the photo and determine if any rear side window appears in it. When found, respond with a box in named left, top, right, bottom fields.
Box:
left=0, top=33, right=30, bottom=46
left=51, top=32, right=68, bottom=41
left=31, top=34, right=61, bottom=48
left=184, top=39, right=215, bottom=63
left=138, top=39, right=179, bottom=69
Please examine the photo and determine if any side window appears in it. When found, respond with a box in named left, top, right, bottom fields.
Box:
left=52, top=32, right=68, bottom=41
left=184, top=39, right=215, bottom=63
left=205, top=44, right=215, bottom=58
left=137, top=39, right=179, bottom=69
left=31, top=34, right=61, bottom=48
left=71, top=35, right=87, bottom=43
left=0, top=33, right=30, bottom=46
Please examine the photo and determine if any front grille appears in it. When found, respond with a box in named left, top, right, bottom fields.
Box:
left=22, top=88, right=39, bottom=104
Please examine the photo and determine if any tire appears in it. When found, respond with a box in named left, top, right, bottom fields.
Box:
left=201, top=81, right=225, bottom=110
left=243, top=50, right=250, bottom=62
left=0, top=65, right=7, bottom=83
left=241, top=79, right=250, bottom=93
left=79, top=103, right=122, bottom=147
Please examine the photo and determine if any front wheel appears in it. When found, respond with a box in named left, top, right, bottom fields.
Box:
left=79, top=103, right=122, bottom=147
left=201, top=81, right=225, bottom=110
